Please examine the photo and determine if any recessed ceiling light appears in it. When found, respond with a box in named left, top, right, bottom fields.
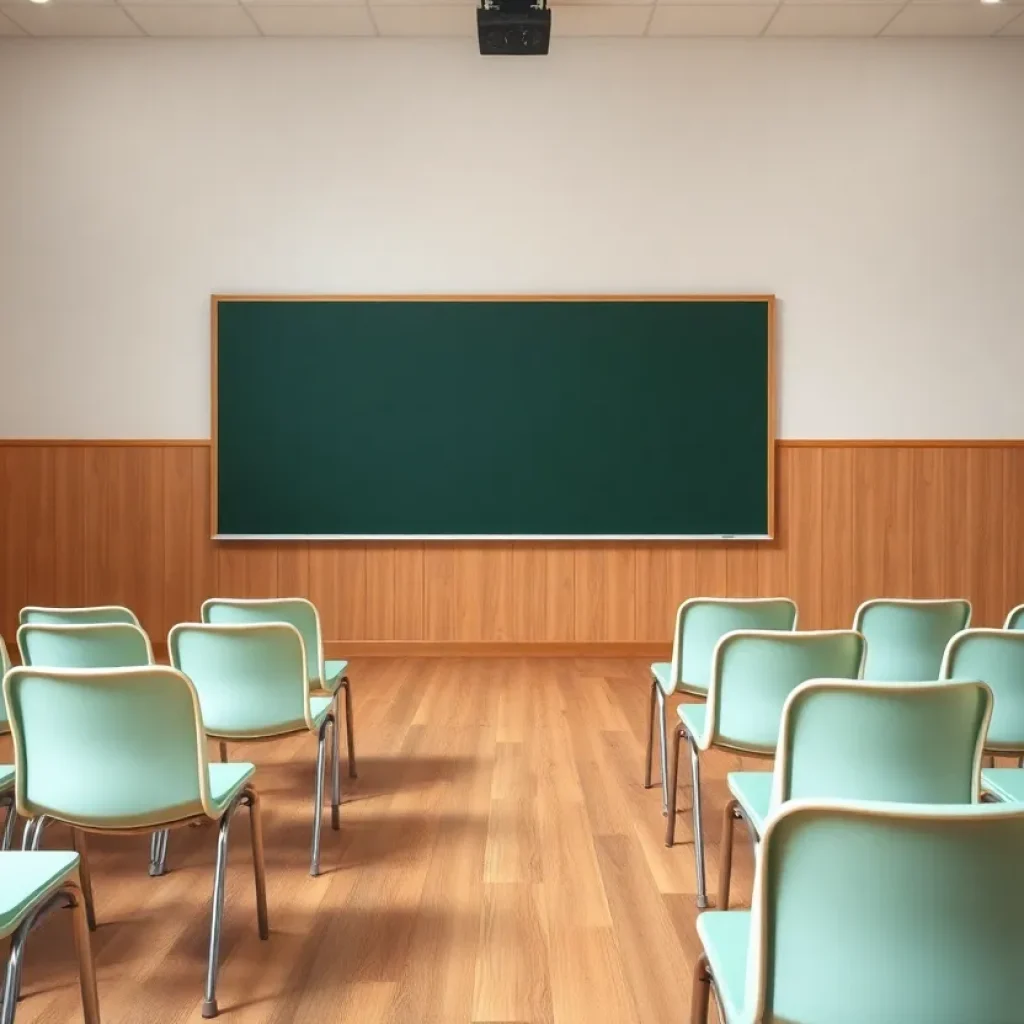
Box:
left=28, top=0, right=52, bottom=5
left=980, top=0, right=1002, bottom=5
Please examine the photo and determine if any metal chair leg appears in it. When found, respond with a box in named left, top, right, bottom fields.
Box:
left=643, top=677, right=657, bottom=790
left=718, top=799, right=739, bottom=911
left=0, top=915, right=27, bottom=1024
left=22, top=816, right=47, bottom=851
left=690, top=953, right=712, bottom=1024
left=203, top=804, right=236, bottom=1018
left=688, top=733, right=708, bottom=909
left=331, top=701, right=341, bottom=831
left=342, top=678, right=357, bottom=779
left=149, top=829, right=169, bottom=877
left=243, top=788, right=270, bottom=941
left=67, top=880, right=101, bottom=1024
left=665, top=724, right=683, bottom=847
left=1, top=799, right=17, bottom=852
left=71, top=830, right=98, bottom=932
left=657, top=690, right=670, bottom=816
left=310, top=717, right=329, bottom=877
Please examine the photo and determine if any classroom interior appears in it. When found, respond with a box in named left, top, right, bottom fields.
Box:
left=1, top=20, right=1024, bottom=1024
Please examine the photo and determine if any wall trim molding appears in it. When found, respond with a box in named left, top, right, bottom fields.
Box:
left=2, top=438, right=1022, bottom=448
left=323, top=641, right=671, bottom=658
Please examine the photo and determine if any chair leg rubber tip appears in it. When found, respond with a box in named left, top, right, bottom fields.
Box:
left=148, top=865, right=162, bottom=878
left=201, top=1000, right=219, bottom=1018
left=309, top=867, right=320, bottom=878
left=331, top=809, right=340, bottom=831
left=349, top=768, right=358, bottom=780
left=696, top=896, right=708, bottom=910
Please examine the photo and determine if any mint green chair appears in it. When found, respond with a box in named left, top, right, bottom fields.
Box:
left=1005, top=604, right=1024, bottom=631
left=3, top=666, right=268, bottom=1019
left=19, top=606, right=140, bottom=627
left=17, top=622, right=154, bottom=670
left=645, top=598, right=798, bottom=814
left=666, top=629, right=865, bottom=908
left=853, top=598, right=971, bottom=681
left=0, top=638, right=16, bottom=851
left=0, top=851, right=100, bottom=1024
left=201, top=598, right=357, bottom=779
left=170, top=622, right=340, bottom=877
left=719, top=679, right=991, bottom=908
left=942, top=629, right=1024, bottom=755
left=692, top=801, right=1024, bottom=1024
left=16, top=622, right=169, bottom=876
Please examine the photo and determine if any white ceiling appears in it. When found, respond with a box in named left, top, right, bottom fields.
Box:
left=0, top=0, right=1021, bottom=39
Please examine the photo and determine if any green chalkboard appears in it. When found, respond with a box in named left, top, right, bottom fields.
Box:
left=212, top=297, right=774, bottom=539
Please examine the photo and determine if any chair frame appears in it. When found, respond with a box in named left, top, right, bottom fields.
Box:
left=665, top=629, right=865, bottom=909
left=716, top=678, right=992, bottom=910
left=1005, top=604, right=1024, bottom=630
left=0, top=865, right=100, bottom=1024
left=644, top=598, right=798, bottom=815
left=6, top=665, right=269, bottom=1020
left=201, top=598, right=357, bottom=780
left=170, top=621, right=342, bottom=877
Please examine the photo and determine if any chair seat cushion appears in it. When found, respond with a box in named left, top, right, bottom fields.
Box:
left=207, top=762, right=257, bottom=816
left=695, top=910, right=751, bottom=1023
left=981, top=768, right=1024, bottom=804
left=727, top=771, right=774, bottom=839
left=316, top=659, right=348, bottom=694
left=678, top=702, right=708, bottom=744
left=0, top=851, right=80, bottom=940
left=0, top=765, right=14, bottom=792
left=651, top=662, right=708, bottom=698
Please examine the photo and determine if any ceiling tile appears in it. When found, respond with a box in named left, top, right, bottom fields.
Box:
left=245, top=0, right=363, bottom=6
left=0, top=8, right=24, bottom=31
left=371, top=0, right=471, bottom=9
left=243, top=3, right=376, bottom=32
left=370, top=4, right=474, bottom=32
left=767, top=3, right=900, bottom=33
left=125, top=3, right=259, bottom=33
left=2, top=0, right=116, bottom=6
left=999, top=8, right=1024, bottom=30
left=121, top=0, right=238, bottom=6
left=647, top=3, right=774, bottom=33
left=554, top=4, right=650, bottom=32
left=883, top=2, right=1018, bottom=33
left=2, top=3, right=142, bottom=34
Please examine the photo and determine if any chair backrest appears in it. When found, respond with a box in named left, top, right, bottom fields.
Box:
left=19, top=605, right=140, bottom=627
left=745, top=801, right=1024, bottom=1023
left=772, top=679, right=991, bottom=811
left=853, top=598, right=971, bottom=681
left=169, top=622, right=314, bottom=737
left=18, top=623, right=153, bottom=670
left=669, top=598, right=798, bottom=692
left=202, top=598, right=324, bottom=686
left=0, top=636, right=9, bottom=731
left=705, top=630, right=865, bottom=754
left=942, top=629, right=1024, bottom=752
left=1006, top=604, right=1024, bottom=631
left=3, top=666, right=213, bottom=827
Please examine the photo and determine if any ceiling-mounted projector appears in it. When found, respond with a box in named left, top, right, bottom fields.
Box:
left=477, top=0, right=551, bottom=55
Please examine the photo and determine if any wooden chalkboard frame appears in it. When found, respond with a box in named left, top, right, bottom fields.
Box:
left=210, top=294, right=776, bottom=541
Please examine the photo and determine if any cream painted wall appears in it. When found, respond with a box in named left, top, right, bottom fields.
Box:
left=0, top=38, right=1022, bottom=439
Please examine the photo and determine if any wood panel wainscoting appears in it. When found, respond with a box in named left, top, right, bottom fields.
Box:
left=0, top=439, right=1022, bottom=652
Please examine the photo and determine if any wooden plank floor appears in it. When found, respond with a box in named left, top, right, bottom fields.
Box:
left=3, top=659, right=756, bottom=1023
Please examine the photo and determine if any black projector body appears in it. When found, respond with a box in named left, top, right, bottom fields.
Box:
left=477, top=0, right=551, bottom=55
